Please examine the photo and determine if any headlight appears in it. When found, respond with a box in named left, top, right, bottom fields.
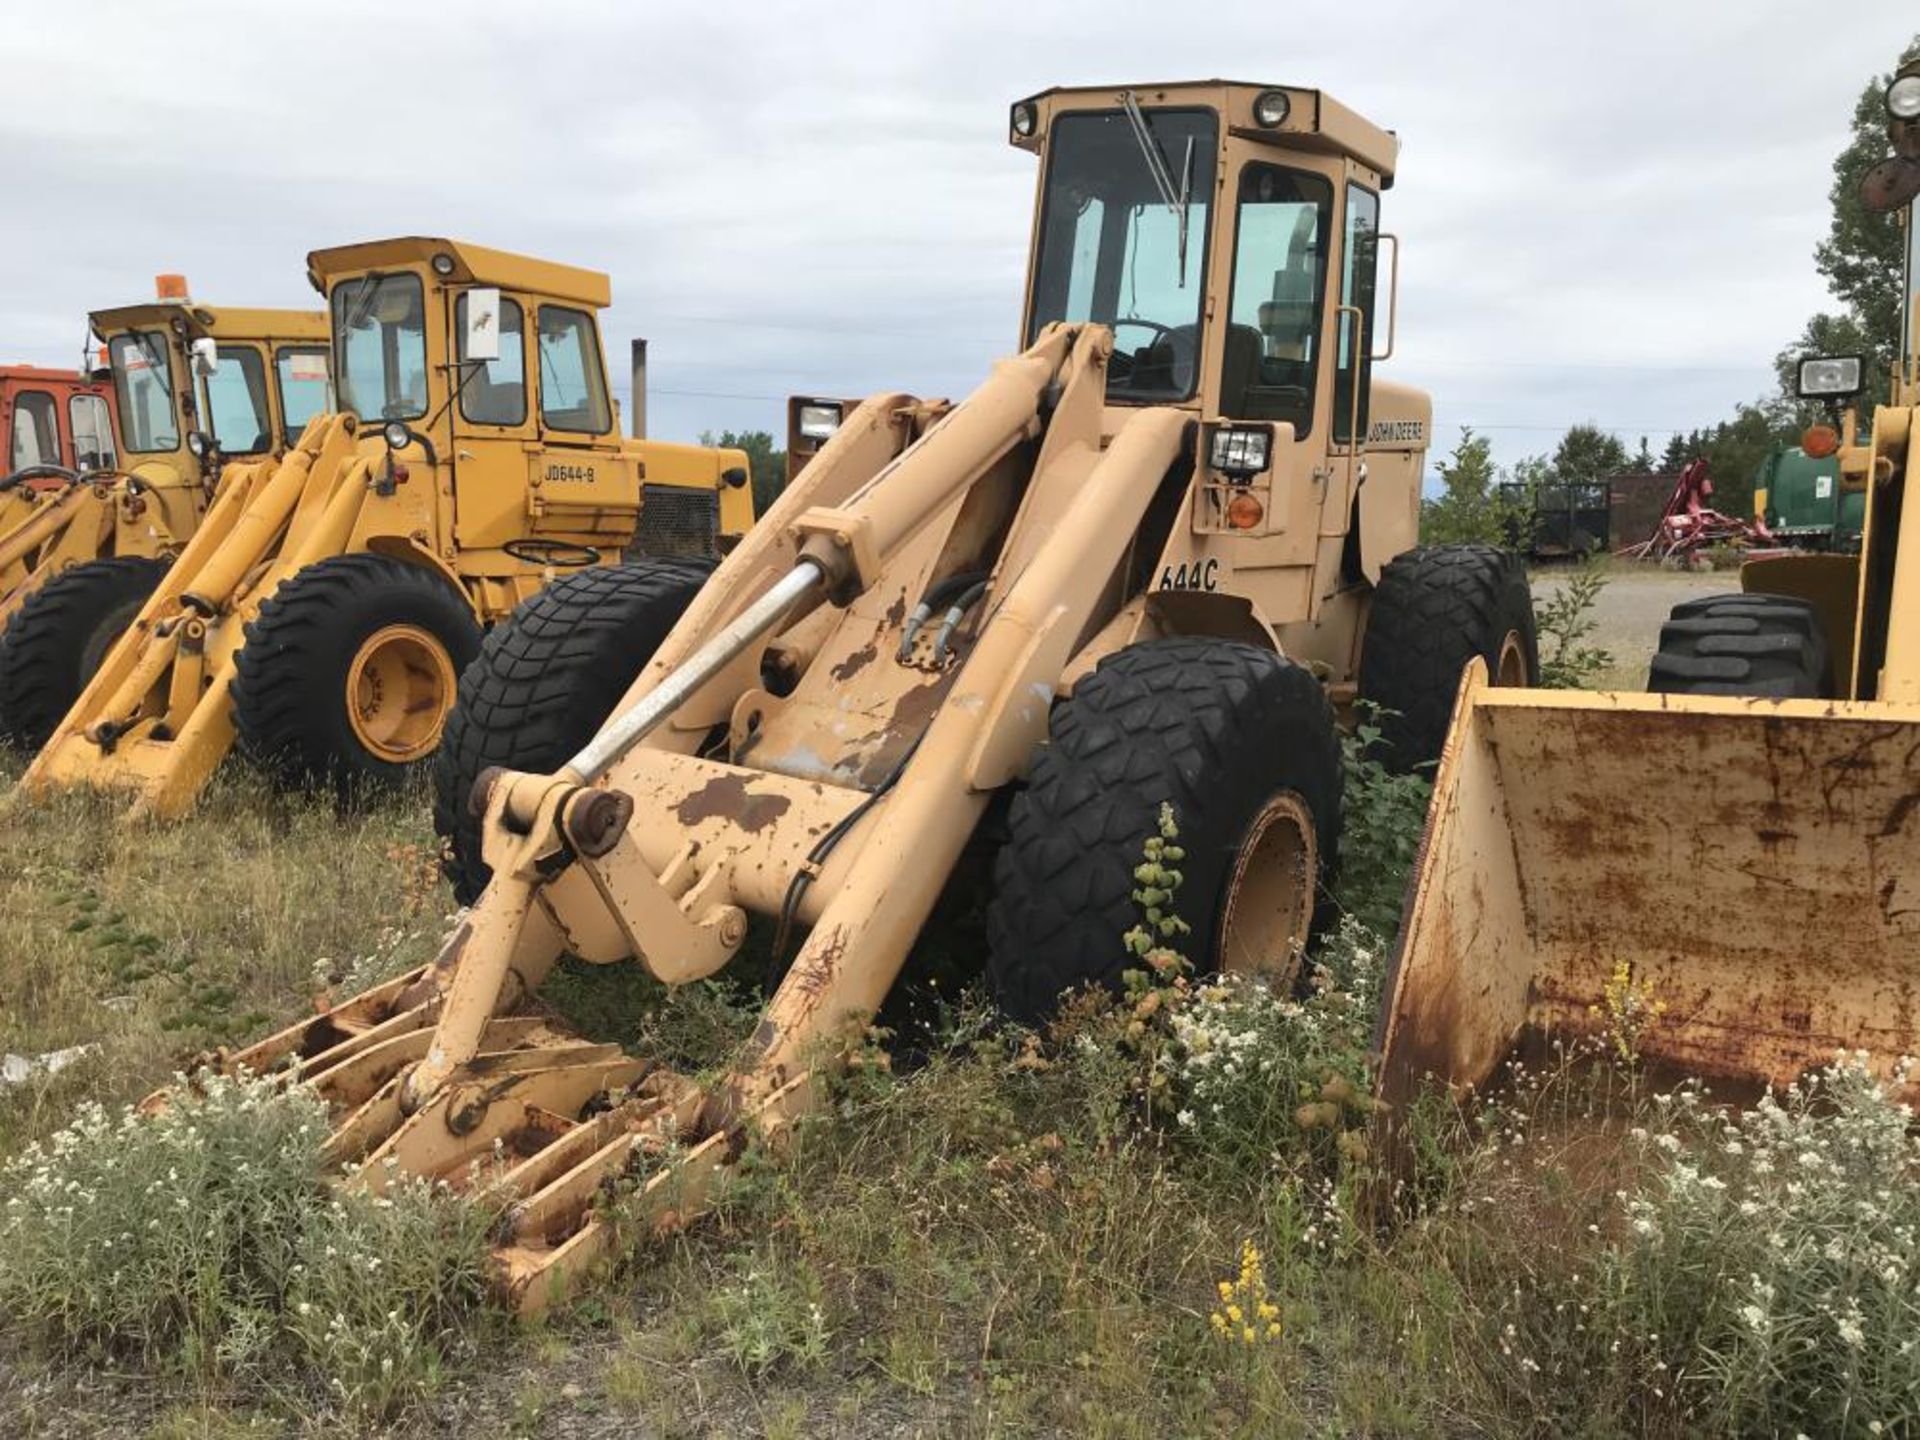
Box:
left=797, top=403, right=842, bottom=441
left=1209, top=426, right=1271, bottom=475
left=1253, top=90, right=1291, bottom=128
left=186, top=432, right=208, bottom=458
left=1010, top=101, right=1038, bottom=138
left=1889, top=74, right=1920, bottom=121
left=431, top=252, right=457, bottom=277
left=1795, top=354, right=1865, bottom=399
left=383, top=420, right=413, bottom=450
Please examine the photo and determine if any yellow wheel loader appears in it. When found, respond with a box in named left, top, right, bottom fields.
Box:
left=1378, top=59, right=1920, bottom=1109
left=17, top=238, right=753, bottom=819
left=193, top=83, right=1535, bottom=1315
left=0, top=284, right=328, bottom=746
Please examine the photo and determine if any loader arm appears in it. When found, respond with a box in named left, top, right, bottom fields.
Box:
left=0, top=483, right=118, bottom=618
left=213, top=324, right=1207, bottom=1313
left=19, top=415, right=375, bottom=816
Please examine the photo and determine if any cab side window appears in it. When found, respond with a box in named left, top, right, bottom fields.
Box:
left=1335, top=185, right=1381, bottom=443
left=275, top=347, right=331, bottom=443
left=69, top=394, right=115, bottom=470
left=1221, top=165, right=1333, bottom=432
left=456, top=294, right=527, bottom=427
left=536, top=306, right=611, bottom=435
left=10, top=391, right=60, bottom=469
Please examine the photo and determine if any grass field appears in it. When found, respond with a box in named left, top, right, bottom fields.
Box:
left=2, top=565, right=1909, bottom=1439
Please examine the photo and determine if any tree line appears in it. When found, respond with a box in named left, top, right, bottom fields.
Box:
left=1425, top=35, right=1919, bottom=547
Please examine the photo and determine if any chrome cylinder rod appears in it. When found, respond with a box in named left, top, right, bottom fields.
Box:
left=567, top=559, right=826, bottom=782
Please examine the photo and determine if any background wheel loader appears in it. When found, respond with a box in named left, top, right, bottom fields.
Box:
left=16, top=238, right=754, bottom=819
left=1378, top=58, right=1920, bottom=1109
left=197, top=82, right=1535, bottom=1315
left=0, top=362, right=119, bottom=486
left=0, top=285, right=328, bottom=745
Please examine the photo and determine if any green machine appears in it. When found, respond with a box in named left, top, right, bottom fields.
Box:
left=1754, top=441, right=1864, bottom=550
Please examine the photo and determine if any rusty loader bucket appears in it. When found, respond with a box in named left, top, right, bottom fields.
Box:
left=1377, top=663, right=1920, bottom=1107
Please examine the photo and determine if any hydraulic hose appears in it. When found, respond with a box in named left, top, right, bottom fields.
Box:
left=931, top=579, right=990, bottom=664
left=896, top=568, right=990, bottom=660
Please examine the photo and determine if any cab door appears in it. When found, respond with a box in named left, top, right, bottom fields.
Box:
left=446, top=286, right=538, bottom=551
left=523, top=302, right=640, bottom=546
left=1204, top=157, right=1339, bottom=567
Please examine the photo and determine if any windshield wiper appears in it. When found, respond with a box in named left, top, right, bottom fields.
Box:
left=135, top=332, right=168, bottom=376
left=1121, top=91, right=1195, bottom=286
left=339, top=273, right=383, bottom=332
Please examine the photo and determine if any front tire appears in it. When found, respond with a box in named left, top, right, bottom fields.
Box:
left=231, top=553, right=481, bottom=794
left=0, top=556, right=168, bottom=748
left=984, top=638, right=1343, bottom=1025
left=1358, top=544, right=1538, bottom=772
left=431, top=559, right=713, bottom=903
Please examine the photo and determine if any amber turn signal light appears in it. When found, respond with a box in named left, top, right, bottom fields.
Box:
left=1801, top=424, right=1840, bottom=460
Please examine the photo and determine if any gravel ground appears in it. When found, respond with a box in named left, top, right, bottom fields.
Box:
left=1532, top=560, right=1730, bottom=689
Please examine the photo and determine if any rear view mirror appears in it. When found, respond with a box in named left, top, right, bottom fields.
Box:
left=464, top=287, right=502, bottom=362
left=190, top=336, right=220, bottom=377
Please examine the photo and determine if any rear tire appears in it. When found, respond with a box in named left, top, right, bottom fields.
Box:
left=231, top=553, right=481, bottom=795
left=1647, top=593, right=1830, bottom=698
left=984, top=638, right=1343, bottom=1025
left=432, top=559, right=714, bottom=903
left=0, top=556, right=168, bottom=748
left=1358, top=544, right=1538, bottom=772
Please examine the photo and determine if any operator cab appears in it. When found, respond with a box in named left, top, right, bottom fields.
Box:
left=1011, top=82, right=1426, bottom=583
left=1015, top=82, right=1396, bottom=442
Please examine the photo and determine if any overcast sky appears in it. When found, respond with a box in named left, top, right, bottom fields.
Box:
left=2, top=1, right=1914, bottom=476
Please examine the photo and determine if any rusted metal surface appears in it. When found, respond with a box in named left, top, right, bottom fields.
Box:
left=672, top=772, right=793, bottom=833
left=1381, top=667, right=1920, bottom=1107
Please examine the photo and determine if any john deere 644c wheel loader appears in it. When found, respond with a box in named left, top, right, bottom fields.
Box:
left=185, top=82, right=1533, bottom=1315
left=17, top=238, right=752, bottom=818
left=1378, top=57, right=1920, bottom=1109
left=0, top=284, right=328, bottom=745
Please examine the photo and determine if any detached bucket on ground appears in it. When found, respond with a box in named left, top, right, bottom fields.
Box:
left=1377, top=662, right=1920, bottom=1108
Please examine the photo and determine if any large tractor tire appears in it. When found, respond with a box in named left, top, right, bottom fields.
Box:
left=432, top=558, right=713, bottom=903
left=231, top=553, right=481, bottom=796
left=1358, top=544, right=1537, bottom=772
left=0, top=556, right=168, bottom=748
left=1646, top=593, right=1830, bottom=698
left=984, top=638, right=1343, bottom=1024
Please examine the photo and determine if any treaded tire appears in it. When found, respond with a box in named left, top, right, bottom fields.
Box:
left=1358, top=544, right=1538, bottom=771
left=0, top=556, right=169, bottom=748
left=1647, top=593, right=1830, bottom=698
left=231, top=553, right=481, bottom=795
left=984, top=638, right=1343, bottom=1025
left=432, top=558, right=713, bottom=903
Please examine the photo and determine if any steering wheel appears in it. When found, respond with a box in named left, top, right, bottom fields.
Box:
left=0, top=463, right=81, bottom=494
left=1111, top=318, right=1177, bottom=346
left=503, top=538, right=601, bottom=568
left=1109, top=319, right=1197, bottom=390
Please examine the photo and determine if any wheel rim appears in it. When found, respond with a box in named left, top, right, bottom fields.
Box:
left=345, top=623, right=457, bottom=763
left=1217, top=792, right=1318, bottom=984
left=1494, top=628, right=1528, bottom=686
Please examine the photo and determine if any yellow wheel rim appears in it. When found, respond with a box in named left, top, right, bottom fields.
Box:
left=345, top=623, right=456, bottom=763
left=1217, top=792, right=1319, bottom=986
left=1495, top=628, right=1529, bottom=687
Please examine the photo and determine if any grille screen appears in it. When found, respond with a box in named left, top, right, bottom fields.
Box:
left=626, top=483, right=719, bottom=560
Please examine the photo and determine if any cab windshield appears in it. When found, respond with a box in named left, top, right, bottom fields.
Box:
left=1027, top=107, right=1216, bottom=401
left=331, top=273, right=429, bottom=422
left=107, top=330, right=180, bottom=453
